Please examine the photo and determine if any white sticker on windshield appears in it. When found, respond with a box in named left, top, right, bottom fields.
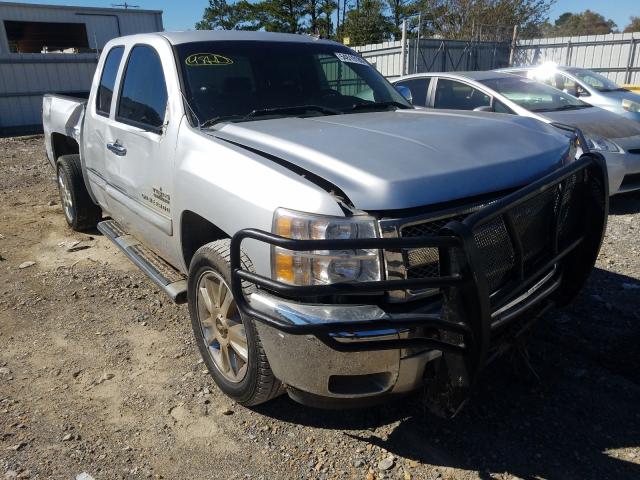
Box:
left=334, top=52, right=369, bottom=66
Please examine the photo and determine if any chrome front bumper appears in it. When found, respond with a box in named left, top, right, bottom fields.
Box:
left=250, top=292, right=441, bottom=400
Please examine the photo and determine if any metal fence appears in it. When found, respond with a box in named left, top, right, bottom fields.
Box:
left=515, top=32, right=640, bottom=84
left=354, top=38, right=510, bottom=80
left=0, top=53, right=97, bottom=134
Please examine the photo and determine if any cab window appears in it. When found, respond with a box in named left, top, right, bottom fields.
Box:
left=533, top=72, right=588, bottom=97
left=434, top=79, right=491, bottom=110
left=318, top=54, right=375, bottom=101
left=493, top=100, right=513, bottom=114
left=117, top=45, right=168, bottom=131
left=394, top=78, right=430, bottom=106
left=96, top=46, right=124, bottom=116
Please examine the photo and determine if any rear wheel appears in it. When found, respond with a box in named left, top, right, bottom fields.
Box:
left=187, top=240, right=284, bottom=406
left=56, top=154, right=101, bottom=231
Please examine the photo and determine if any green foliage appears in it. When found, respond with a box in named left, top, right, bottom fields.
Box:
left=341, top=0, right=396, bottom=44
left=546, top=10, right=617, bottom=36
left=196, top=0, right=260, bottom=30
left=195, top=0, right=628, bottom=46
left=408, top=0, right=553, bottom=41
left=623, top=16, right=640, bottom=34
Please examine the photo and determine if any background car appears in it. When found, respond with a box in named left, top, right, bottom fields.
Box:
left=392, top=71, right=640, bottom=195
left=499, top=64, right=640, bottom=123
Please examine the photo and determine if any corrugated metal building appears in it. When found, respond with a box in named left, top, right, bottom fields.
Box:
left=0, top=2, right=163, bottom=135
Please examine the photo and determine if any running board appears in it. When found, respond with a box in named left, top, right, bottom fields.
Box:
left=97, top=220, right=187, bottom=304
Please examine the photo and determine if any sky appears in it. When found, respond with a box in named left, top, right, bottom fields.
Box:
left=3, top=0, right=638, bottom=32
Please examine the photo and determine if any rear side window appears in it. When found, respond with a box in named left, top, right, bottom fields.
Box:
left=394, top=78, right=430, bottom=107
left=117, top=45, right=168, bottom=131
left=96, top=46, right=124, bottom=116
left=434, top=78, right=490, bottom=110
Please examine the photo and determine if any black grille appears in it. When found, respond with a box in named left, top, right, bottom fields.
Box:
left=399, top=172, right=585, bottom=297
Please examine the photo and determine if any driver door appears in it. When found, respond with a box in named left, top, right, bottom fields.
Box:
left=103, top=43, right=178, bottom=256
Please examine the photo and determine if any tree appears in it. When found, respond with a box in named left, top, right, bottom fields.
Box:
left=550, top=10, right=617, bottom=36
left=385, top=0, right=411, bottom=35
left=409, top=0, right=553, bottom=41
left=257, top=0, right=308, bottom=33
left=197, top=0, right=313, bottom=34
left=341, top=0, right=395, bottom=44
left=196, top=0, right=260, bottom=30
left=317, top=0, right=338, bottom=37
left=623, top=16, right=640, bottom=33
left=305, top=0, right=321, bottom=34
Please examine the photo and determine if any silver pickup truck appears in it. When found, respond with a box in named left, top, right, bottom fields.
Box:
left=43, top=31, right=608, bottom=414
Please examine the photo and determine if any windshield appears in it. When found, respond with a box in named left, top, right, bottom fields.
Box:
left=481, top=76, right=591, bottom=112
left=175, top=41, right=411, bottom=126
left=570, top=69, right=624, bottom=92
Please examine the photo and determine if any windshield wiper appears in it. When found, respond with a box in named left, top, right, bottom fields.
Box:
left=532, top=104, right=591, bottom=112
left=599, top=87, right=628, bottom=92
left=200, top=115, right=245, bottom=128
left=349, top=101, right=411, bottom=112
left=243, top=105, right=341, bottom=120
left=555, top=104, right=591, bottom=111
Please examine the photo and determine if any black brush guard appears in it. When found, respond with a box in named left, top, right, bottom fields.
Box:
left=230, top=151, right=608, bottom=389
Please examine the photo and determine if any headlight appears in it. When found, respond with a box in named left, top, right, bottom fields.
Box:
left=622, top=99, right=640, bottom=113
left=562, top=137, right=579, bottom=162
left=272, top=208, right=381, bottom=286
left=584, top=135, right=621, bottom=153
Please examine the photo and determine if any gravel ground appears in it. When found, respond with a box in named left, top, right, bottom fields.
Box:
left=0, top=135, right=639, bottom=480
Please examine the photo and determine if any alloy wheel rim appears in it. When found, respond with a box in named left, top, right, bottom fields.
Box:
left=58, top=172, right=74, bottom=222
left=196, top=270, right=248, bottom=383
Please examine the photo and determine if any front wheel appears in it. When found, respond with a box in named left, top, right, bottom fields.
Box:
left=187, top=240, right=283, bottom=406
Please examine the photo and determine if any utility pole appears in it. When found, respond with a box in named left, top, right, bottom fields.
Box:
left=336, top=0, right=340, bottom=38
left=400, top=19, right=407, bottom=76
left=414, top=12, right=421, bottom=74
left=509, top=24, right=519, bottom=66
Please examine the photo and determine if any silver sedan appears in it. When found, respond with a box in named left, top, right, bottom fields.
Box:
left=393, top=71, right=640, bottom=195
left=499, top=65, right=640, bottom=123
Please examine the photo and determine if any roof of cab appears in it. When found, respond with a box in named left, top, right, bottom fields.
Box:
left=159, top=30, right=340, bottom=46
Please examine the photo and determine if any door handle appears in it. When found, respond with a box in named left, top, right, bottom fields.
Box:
left=106, top=141, right=127, bottom=156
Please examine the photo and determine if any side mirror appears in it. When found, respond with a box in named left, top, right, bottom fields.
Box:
left=473, top=105, right=494, bottom=112
left=395, top=85, right=413, bottom=104
left=563, top=87, right=578, bottom=97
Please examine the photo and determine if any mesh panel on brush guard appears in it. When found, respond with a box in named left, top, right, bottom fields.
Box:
left=402, top=213, right=468, bottom=280
left=398, top=171, right=586, bottom=297
left=472, top=216, right=516, bottom=291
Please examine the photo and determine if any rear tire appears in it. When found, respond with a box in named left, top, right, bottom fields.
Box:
left=187, top=240, right=284, bottom=406
left=56, top=154, right=101, bottom=231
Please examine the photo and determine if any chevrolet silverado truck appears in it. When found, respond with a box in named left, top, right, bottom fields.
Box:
left=43, top=31, right=608, bottom=414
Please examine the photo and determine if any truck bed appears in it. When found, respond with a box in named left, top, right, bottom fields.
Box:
left=42, top=93, right=87, bottom=168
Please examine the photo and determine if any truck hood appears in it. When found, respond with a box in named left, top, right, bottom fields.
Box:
left=211, top=110, right=570, bottom=211
left=540, top=106, right=640, bottom=141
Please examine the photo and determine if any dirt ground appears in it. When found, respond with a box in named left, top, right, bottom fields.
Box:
left=0, top=135, right=639, bottom=480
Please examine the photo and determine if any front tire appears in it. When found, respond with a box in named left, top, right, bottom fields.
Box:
left=187, top=240, right=283, bottom=406
left=56, top=154, right=101, bottom=231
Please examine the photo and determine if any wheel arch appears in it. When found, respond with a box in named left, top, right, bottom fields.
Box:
left=51, top=133, right=80, bottom=162
left=180, top=210, right=230, bottom=270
